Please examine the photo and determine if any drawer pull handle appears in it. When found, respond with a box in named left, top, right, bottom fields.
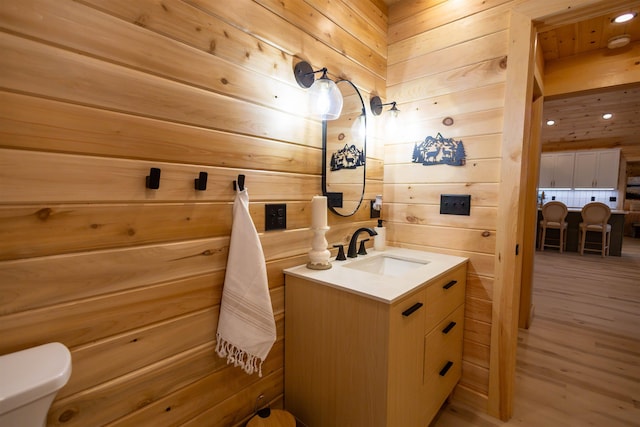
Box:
left=439, top=361, right=454, bottom=376
left=442, top=321, right=457, bottom=334
left=443, top=280, right=457, bottom=290
left=402, top=302, right=423, bottom=317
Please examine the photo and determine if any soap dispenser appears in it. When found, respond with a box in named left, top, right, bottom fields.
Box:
left=374, top=219, right=386, bottom=251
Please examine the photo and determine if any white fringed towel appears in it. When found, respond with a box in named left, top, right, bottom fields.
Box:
left=215, top=187, right=276, bottom=377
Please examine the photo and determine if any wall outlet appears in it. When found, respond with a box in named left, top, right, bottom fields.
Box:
left=440, top=194, right=471, bottom=216
left=265, top=204, right=286, bottom=231
left=326, top=192, right=343, bottom=208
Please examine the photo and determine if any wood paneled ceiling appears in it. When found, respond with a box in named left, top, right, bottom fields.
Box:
left=538, top=9, right=640, bottom=60
left=539, top=8, right=640, bottom=162
left=540, top=84, right=640, bottom=160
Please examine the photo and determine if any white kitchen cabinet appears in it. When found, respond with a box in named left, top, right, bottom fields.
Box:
left=284, top=263, right=467, bottom=427
left=573, top=149, right=620, bottom=189
left=539, top=152, right=575, bottom=188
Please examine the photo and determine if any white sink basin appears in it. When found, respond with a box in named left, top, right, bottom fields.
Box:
left=344, top=254, right=429, bottom=277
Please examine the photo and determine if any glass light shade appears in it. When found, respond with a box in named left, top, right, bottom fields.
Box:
left=351, top=113, right=366, bottom=141
left=308, top=77, right=343, bottom=120
left=385, top=111, right=399, bottom=136
left=384, top=104, right=400, bottom=136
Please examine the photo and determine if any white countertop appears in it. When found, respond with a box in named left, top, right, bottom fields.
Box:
left=284, top=247, right=468, bottom=304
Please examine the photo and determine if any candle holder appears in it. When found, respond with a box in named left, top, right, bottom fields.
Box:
left=307, top=226, right=332, bottom=270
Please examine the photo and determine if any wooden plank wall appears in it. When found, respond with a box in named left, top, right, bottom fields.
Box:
left=0, top=0, right=386, bottom=425
left=385, top=0, right=515, bottom=411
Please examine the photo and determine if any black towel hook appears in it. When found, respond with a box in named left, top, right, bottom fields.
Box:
left=146, top=167, right=161, bottom=190
left=233, top=174, right=245, bottom=191
left=194, top=171, right=208, bottom=191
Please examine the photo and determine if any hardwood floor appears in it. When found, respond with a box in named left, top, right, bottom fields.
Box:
left=431, top=237, right=640, bottom=426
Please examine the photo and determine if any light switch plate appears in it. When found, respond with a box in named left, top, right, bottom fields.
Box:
left=440, top=194, right=471, bottom=216
left=265, top=204, right=286, bottom=231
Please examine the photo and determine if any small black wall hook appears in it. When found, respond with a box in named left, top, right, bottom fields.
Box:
left=194, top=171, right=208, bottom=191
left=233, top=174, right=245, bottom=191
left=146, top=167, right=161, bottom=189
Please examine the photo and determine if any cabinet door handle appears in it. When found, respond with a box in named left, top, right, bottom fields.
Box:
left=439, top=361, right=454, bottom=376
left=443, top=280, right=457, bottom=290
left=442, top=321, right=457, bottom=334
left=402, top=302, right=423, bottom=317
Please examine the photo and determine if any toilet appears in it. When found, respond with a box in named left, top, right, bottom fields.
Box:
left=0, top=342, right=72, bottom=427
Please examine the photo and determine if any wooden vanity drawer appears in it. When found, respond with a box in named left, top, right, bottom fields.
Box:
left=424, top=264, right=466, bottom=332
left=423, top=304, right=464, bottom=384
left=421, top=351, right=463, bottom=422
left=420, top=304, right=464, bottom=422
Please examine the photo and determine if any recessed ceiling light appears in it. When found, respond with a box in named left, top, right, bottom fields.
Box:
left=613, top=12, right=637, bottom=24
left=607, top=34, right=631, bottom=49
left=546, top=120, right=556, bottom=126
left=602, top=113, right=613, bottom=120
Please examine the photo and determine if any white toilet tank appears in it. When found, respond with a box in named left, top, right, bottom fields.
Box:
left=0, top=342, right=72, bottom=427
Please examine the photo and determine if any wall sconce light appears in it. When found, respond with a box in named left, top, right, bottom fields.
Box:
left=294, top=61, right=343, bottom=121
left=370, top=96, right=400, bottom=117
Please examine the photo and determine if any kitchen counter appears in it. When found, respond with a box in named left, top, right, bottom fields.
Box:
left=537, top=209, right=627, bottom=256
left=566, top=208, right=627, bottom=214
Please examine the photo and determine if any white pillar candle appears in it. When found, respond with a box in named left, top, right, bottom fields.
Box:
left=311, top=195, right=327, bottom=229
left=308, top=196, right=331, bottom=270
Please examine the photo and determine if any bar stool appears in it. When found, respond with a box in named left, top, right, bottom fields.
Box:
left=539, top=201, right=568, bottom=252
left=579, top=202, right=611, bottom=257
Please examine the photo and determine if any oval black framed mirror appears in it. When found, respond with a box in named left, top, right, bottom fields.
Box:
left=322, top=79, right=367, bottom=217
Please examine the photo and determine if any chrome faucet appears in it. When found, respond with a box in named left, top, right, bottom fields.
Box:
left=347, top=227, right=378, bottom=258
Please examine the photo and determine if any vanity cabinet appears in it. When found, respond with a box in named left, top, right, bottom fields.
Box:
left=284, top=263, right=467, bottom=427
left=539, top=152, right=575, bottom=188
left=573, top=149, right=620, bottom=189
